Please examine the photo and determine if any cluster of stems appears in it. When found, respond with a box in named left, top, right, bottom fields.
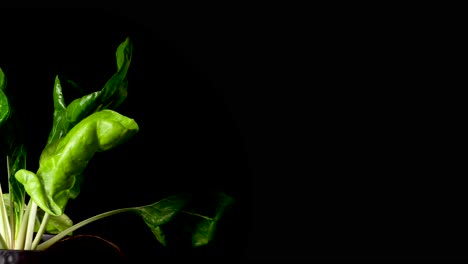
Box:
left=0, top=156, right=50, bottom=250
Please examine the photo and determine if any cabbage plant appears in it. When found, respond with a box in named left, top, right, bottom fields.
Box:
left=0, top=38, right=233, bottom=251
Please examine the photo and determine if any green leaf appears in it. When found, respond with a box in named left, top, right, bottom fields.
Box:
left=16, top=109, right=139, bottom=216
left=0, top=67, right=5, bottom=91
left=190, top=192, right=235, bottom=247
left=132, top=195, right=191, bottom=246
left=0, top=68, right=27, bottom=237
left=36, top=209, right=73, bottom=235
left=39, top=38, right=133, bottom=202
left=155, top=192, right=235, bottom=247
left=0, top=67, right=10, bottom=126
left=151, top=226, right=167, bottom=246
left=8, top=145, right=27, bottom=227
left=0, top=67, right=26, bottom=158
left=45, top=37, right=133, bottom=148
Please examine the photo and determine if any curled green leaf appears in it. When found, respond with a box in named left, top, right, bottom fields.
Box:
left=46, top=37, right=133, bottom=147
left=39, top=38, right=134, bottom=203
left=16, top=109, right=139, bottom=216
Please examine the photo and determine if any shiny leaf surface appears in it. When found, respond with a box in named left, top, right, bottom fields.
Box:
left=16, top=110, right=139, bottom=216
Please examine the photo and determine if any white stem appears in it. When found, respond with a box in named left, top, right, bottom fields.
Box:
left=14, top=200, right=31, bottom=249
left=0, top=176, right=11, bottom=248
left=6, top=155, right=15, bottom=247
left=31, top=212, right=50, bottom=250
left=37, top=207, right=132, bottom=251
left=24, top=202, right=38, bottom=250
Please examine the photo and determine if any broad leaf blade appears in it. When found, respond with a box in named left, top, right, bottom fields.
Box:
left=134, top=195, right=191, bottom=228
left=16, top=110, right=139, bottom=216
left=40, top=38, right=134, bottom=202
left=136, top=193, right=235, bottom=247
left=190, top=192, right=235, bottom=247
left=45, top=37, right=133, bottom=147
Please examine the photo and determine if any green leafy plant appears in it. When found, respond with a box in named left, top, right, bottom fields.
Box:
left=0, top=37, right=233, bottom=251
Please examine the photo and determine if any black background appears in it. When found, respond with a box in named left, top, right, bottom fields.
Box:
left=0, top=5, right=465, bottom=263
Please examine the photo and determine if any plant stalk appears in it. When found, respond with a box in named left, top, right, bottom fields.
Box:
left=14, top=199, right=32, bottom=249
left=36, top=207, right=132, bottom=251
left=6, top=156, right=16, bottom=248
left=31, top=212, right=50, bottom=250
left=24, top=202, right=38, bottom=250
left=0, top=177, right=12, bottom=248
